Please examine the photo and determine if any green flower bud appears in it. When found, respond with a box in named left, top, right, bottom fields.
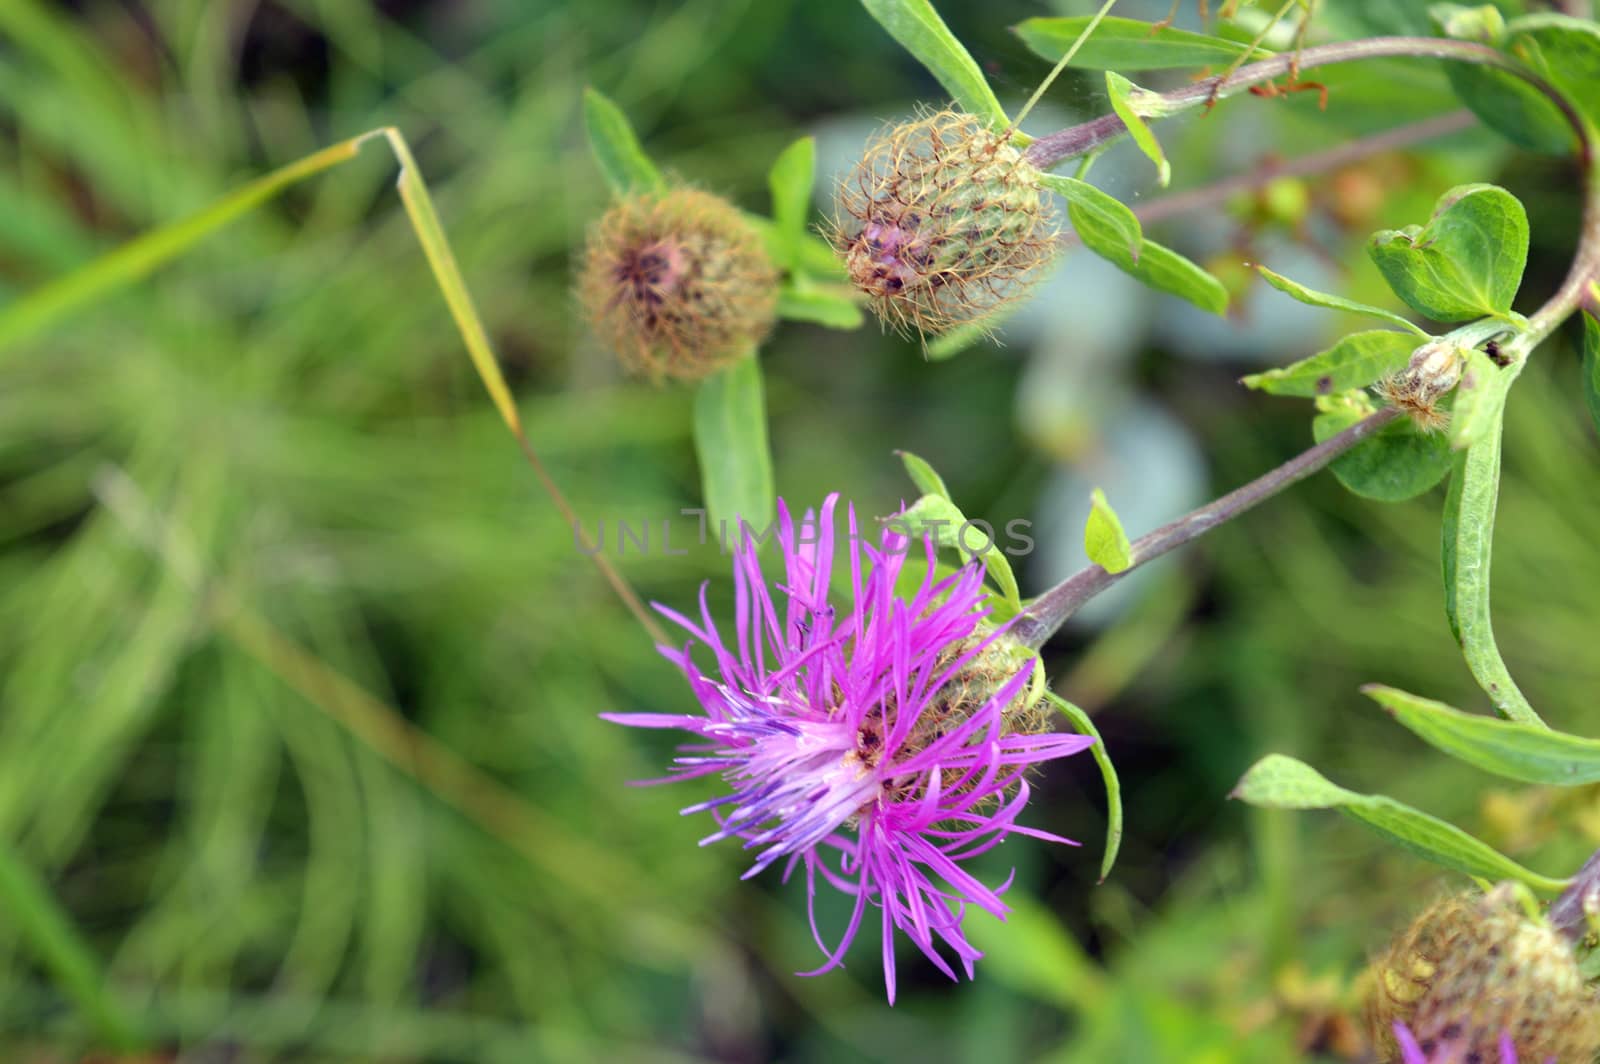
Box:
left=579, top=188, right=777, bottom=382
left=831, top=110, right=1060, bottom=338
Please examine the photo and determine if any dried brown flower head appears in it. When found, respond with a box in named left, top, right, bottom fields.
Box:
left=580, top=187, right=777, bottom=381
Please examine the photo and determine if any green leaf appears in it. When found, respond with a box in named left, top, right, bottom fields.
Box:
left=1503, top=14, right=1600, bottom=142
left=1040, top=173, right=1141, bottom=260
left=1084, top=488, right=1134, bottom=574
left=693, top=355, right=774, bottom=533
left=858, top=0, right=1008, bottom=128
left=1446, top=346, right=1515, bottom=451
left=776, top=284, right=865, bottom=329
left=1013, top=14, right=1270, bottom=70
left=1105, top=72, right=1170, bottom=187
left=1128, top=239, right=1229, bottom=315
left=1252, top=265, right=1429, bottom=337
left=767, top=137, right=816, bottom=272
left=1230, top=754, right=1568, bottom=894
left=1243, top=329, right=1417, bottom=398
left=1441, top=421, right=1542, bottom=725
left=1363, top=684, right=1595, bottom=783
left=897, top=493, right=1023, bottom=610
left=898, top=449, right=952, bottom=500
left=1584, top=311, right=1600, bottom=440
left=1367, top=184, right=1529, bottom=323
left=1313, top=403, right=1452, bottom=502
left=1042, top=690, right=1122, bottom=883
left=1053, top=175, right=1227, bottom=314
left=582, top=88, right=665, bottom=196
left=1431, top=7, right=1578, bottom=155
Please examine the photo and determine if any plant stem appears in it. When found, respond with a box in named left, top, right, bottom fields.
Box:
left=1023, top=36, right=1586, bottom=172
left=1010, top=407, right=1402, bottom=649
left=1121, top=110, right=1476, bottom=232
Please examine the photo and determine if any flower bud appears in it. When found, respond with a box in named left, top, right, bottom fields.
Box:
left=1368, top=884, right=1600, bottom=1063
left=579, top=188, right=778, bottom=381
left=832, top=110, right=1059, bottom=338
left=1379, top=339, right=1467, bottom=432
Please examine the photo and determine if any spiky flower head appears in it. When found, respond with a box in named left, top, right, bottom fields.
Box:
left=831, top=110, right=1060, bottom=338
left=579, top=187, right=778, bottom=381
left=1369, top=884, right=1600, bottom=1063
left=603, top=495, right=1093, bottom=1001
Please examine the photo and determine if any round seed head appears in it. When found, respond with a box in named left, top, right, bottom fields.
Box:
left=580, top=188, right=778, bottom=381
left=831, top=110, right=1060, bottom=338
left=1368, top=884, right=1600, bottom=1062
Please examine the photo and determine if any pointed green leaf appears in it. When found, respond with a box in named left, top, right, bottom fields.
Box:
left=1313, top=403, right=1452, bottom=501
left=897, top=493, right=1022, bottom=609
left=1055, top=176, right=1227, bottom=314
left=1432, top=7, right=1577, bottom=155
left=1128, top=238, right=1229, bottom=314
left=1364, top=685, right=1594, bottom=784
left=1243, top=329, right=1417, bottom=398
left=693, top=355, right=774, bottom=533
left=1041, top=173, right=1142, bottom=260
left=582, top=88, right=665, bottom=196
left=898, top=450, right=952, bottom=500
left=859, top=0, right=1008, bottom=129
left=1583, top=310, right=1600, bottom=440
left=1446, top=346, right=1515, bottom=451
left=777, top=284, right=865, bottom=329
left=767, top=137, right=816, bottom=271
left=925, top=315, right=1004, bottom=360
left=1231, top=755, right=1568, bottom=893
left=1367, top=184, right=1529, bottom=323
left=1253, top=265, right=1429, bottom=337
left=1084, top=488, right=1134, bottom=574
left=1105, top=72, right=1170, bottom=187
left=1014, top=15, right=1270, bottom=70
left=1442, top=422, right=1542, bottom=724
left=1043, top=690, right=1122, bottom=883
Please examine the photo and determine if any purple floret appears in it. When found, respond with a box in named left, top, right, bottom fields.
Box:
left=604, top=494, right=1093, bottom=1002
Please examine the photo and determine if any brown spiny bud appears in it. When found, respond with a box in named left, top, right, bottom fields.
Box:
left=831, top=110, right=1059, bottom=338
left=1379, top=339, right=1466, bottom=433
left=1367, top=884, right=1600, bottom=1063
left=580, top=188, right=777, bottom=381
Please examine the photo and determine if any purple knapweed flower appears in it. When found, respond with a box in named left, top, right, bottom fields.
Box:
left=1393, top=1023, right=1528, bottom=1064
left=604, top=494, right=1093, bottom=1002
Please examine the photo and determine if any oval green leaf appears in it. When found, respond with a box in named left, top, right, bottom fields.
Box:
left=1230, top=754, right=1568, bottom=894
left=1367, top=184, right=1529, bottom=323
left=859, top=0, right=1008, bottom=128
left=1364, top=684, right=1593, bottom=783
left=767, top=137, right=816, bottom=271
left=898, top=449, right=953, bottom=500
left=1504, top=13, right=1600, bottom=141
left=1243, top=329, right=1417, bottom=398
left=1253, top=265, right=1428, bottom=337
left=1085, top=488, right=1134, bottom=574
left=1042, top=689, right=1122, bottom=883
left=582, top=88, right=665, bottom=196
left=1441, top=423, right=1542, bottom=725
left=1013, top=15, right=1269, bottom=70
left=693, top=354, right=774, bottom=533
left=1312, top=404, right=1452, bottom=501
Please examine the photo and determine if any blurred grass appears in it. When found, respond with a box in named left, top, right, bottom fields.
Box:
left=1, top=1, right=1598, bottom=1061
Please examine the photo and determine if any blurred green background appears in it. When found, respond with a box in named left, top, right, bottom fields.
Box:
left=1, top=0, right=1597, bottom=1060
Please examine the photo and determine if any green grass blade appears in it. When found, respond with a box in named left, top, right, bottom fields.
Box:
left=0, top=835, right=142, bottom=1050
left=0, top=135, right=368, bottom=353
